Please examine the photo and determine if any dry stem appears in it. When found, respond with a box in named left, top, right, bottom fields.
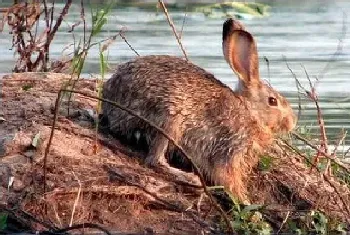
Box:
left=158, top=0, right=189, bottom=61
left=281, top=139, right=350, bottom=217
left=291, top=132, right=350, bottom=175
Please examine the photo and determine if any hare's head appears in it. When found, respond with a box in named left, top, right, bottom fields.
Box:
left=222, top=18, right=296, bottom=134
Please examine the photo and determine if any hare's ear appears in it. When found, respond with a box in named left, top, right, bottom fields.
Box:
left=222, top=18, right=245, bottom=40
left=222, top=20, right=260, bottom=87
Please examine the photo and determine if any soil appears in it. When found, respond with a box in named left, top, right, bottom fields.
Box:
left=1, top=72, right=350, bottom=234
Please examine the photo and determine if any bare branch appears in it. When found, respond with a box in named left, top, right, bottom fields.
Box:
left=284, top=57, right=303, bottom=122
left=158, top=0, right=189, bottom=61
left=179, top=11, right=187, bottom=39
left=281, top=139, right=350, bottom=217
left=318, top=12, right=347, bottom=81
left=291, top=131, right=350, bottom=175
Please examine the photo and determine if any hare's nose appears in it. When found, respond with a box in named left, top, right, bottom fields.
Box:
left=289, top=112, right=298, bottom=131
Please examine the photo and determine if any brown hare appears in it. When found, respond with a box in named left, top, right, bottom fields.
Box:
left=101, top=18, right=297, bottom=202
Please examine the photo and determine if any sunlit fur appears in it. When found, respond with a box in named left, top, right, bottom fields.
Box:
left=101, top=18, right=296, bottom=203
left=101, top=55, right=296, bottom=202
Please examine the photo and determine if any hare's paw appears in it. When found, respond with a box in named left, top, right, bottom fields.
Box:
left=161, top=164, right=201, bottom=187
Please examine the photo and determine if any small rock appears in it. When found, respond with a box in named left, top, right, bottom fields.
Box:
left=23, top=151, right=35, bottom=159
left=0, top=187, right=8, bottom=204
left=45, top=180, right=56, bottom=191
left=21, top=174, right=32, bottom=187
left=77, top=120, right=94, bottom=128
left=0, top=134, right=15, bottom=157
left=81, top=144, right=94, bottom=156
left=12, top=179, right=25, bottom=192
left=0, top=163, right=12, bottom=188
left=1, top=154, right=28, bottom=164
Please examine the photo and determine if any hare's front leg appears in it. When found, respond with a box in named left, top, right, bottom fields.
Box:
left=145, top=117, right=200, bottom=186
left=211, top=154, right=251, bottom=205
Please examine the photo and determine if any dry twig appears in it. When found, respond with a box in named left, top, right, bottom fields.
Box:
left=280, top=139, right=350, bottom=218
left=69, top=171, right=82, bottom=227
left=291, top=132, right=350, bottom=175
left=158, top=0, right=189, bottom=61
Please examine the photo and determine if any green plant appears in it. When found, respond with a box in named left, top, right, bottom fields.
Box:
left=62, top=1, right=114, bottom=111
left=0, top=213, right=8, bottom=231
left=21, top=84, right=33, bottom=91
left=218, top=192, right=271, bottom=234
left=258, top=155, right=274, bottom=172
left=286, top=210, right=347, bottom=234
left=332, top=162, right=350, bottom=186
left=229, top=204, right=271, bottom=234
left=93, top=42, right=109, bottom=148
left=69, top=1, right=113, bottom=78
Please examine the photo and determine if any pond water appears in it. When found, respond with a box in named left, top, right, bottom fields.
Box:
left=0, top=0, right=350, bottom=158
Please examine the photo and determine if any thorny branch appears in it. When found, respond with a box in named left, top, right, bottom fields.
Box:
left=280, top=139, right=350, bottom=218
left=302, top=65, right=330, bottom=174
left=285, top=13, right=349, bottom=174
left=291, top=131, right=350, bottom=175
left=285, top=56, right=339, bottom=175
left=284, top=58, right=302, bottom=122
left=317, top=12, right=347, bottom=81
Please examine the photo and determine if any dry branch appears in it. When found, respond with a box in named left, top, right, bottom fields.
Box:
left=158, top=0, right=188, bottom=61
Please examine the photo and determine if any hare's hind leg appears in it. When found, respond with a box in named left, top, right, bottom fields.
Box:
left=210, top=154, right=252, bottom=205
left=145, top=117, right=200, bottom=186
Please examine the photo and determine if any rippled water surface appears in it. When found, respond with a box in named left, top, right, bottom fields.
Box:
left=1, top=0, right=350, bottom=156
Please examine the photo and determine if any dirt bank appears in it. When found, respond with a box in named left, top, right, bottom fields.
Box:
left=1, top=73, right=350, bottom=234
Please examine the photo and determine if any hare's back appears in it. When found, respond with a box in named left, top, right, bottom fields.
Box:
left=107, top=55, right=229, bottom=96
left=103, top=55, right=236, bottom=124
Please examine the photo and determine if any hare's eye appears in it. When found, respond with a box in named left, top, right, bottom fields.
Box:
left=268, top=97, right=278, bottom=106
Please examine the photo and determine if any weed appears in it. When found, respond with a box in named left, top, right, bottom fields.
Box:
left=0, top=213, right=7, bottom=231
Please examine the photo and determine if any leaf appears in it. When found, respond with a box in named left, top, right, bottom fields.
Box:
left=92, top=16, right=107, bottom=36
left=22, top=84, right=33, bottom=91
left=91, top=2, right=114, bottom=37
left=99, top=43, right=107, bottom=78
left=243, top=204, right=264, bottom=212
left=335, top=223, right=347, bottom=233
left=31, top=132, right=41, bottom=148
left=258, top=155, right=273, bottom=172
left=0, top=213, right=8, bottom=230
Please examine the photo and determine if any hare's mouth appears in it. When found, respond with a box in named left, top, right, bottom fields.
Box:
left=283, top=115, right=297, bottom=133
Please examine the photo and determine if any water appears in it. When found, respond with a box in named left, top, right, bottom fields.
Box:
left=0, top=1, right=350, bottom=158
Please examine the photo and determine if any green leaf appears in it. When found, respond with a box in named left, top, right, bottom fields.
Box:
left=31, top=132, right=41, bottom=148
left=91, top=1, right=114, bottom=37
left=258, top=155, right=273, bottom=172
left=242, top=204, right=264, bottom=212
left=22, top=84, right=33, bottom=91
left=0, top=213, right=8, bottom=230
left=99, top=44, right=107, bottom=79
left=335, top=223, right=347, bottom=234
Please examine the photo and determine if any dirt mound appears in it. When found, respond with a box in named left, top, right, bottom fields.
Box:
left=1, top=73, right=349, bottom=234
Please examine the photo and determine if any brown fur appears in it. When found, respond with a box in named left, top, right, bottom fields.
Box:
left=101, top=18, right=296, bottom=202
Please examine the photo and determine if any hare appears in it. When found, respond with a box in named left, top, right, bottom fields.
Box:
left=100, top=18, right=296, bottom=202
